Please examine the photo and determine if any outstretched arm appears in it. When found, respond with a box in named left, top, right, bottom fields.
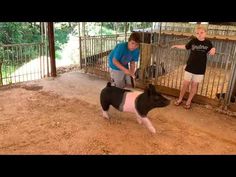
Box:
left=171, top=45, right=186, bottom=49
left=209, top=47, right=216, bottom=55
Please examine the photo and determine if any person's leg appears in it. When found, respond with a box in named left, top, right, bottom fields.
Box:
left=110, top=69, right=126, bottom=88
left=185, top=81, right=198, bottom=107
left=184, top=74, right=203, bottom=109
left=175, top=71, right=191, bottom=105
left=175, top=80, right=191, bottom=104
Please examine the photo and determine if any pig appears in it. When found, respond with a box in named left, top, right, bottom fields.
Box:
left=216, top=93, right=235, bottom=103
left=100, top=82, right=170, bottom=133
left=135, top=62, right=166, bottom=80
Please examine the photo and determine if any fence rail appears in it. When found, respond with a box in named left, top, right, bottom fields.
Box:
left=137, top=42, right=236, bottom=106
left=0, top=42, right=49, bottom=85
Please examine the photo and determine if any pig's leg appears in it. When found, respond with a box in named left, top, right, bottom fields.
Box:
left=100, top=100, right=110, bottom=119
left=102, top=110, right=110, bottom=119
left=134, top=111, right=143, bottom=124
left=141, top=117, right=156, bottom=134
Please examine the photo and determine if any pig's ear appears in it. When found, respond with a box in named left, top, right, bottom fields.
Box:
left=149, top=84, right=156, bottom=93
left=144, top=86, right=151, bottom=96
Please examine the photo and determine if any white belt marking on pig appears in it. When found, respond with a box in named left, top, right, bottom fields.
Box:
left=122, top=91, right=142, bottom=113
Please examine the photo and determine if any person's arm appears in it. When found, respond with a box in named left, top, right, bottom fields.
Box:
left=171, top=45, right=186, bottom=49
left=112, top=58, right=132, bottom=76
left=208, top=47, right=216, bottom=55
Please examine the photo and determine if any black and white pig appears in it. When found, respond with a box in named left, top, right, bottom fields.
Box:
left=100, top=82, right=170, bottom=133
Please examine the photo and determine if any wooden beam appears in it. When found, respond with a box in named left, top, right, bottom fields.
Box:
left=161, top=31, right=236, bottom=41
left=48, top=22, right=57, bottom=77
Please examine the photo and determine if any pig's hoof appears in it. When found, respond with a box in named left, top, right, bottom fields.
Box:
left=102, top=112, right=110, bottom=119
left=136, top=118, right=142, bottom=124
left=149, top=128, right=156, bottom=134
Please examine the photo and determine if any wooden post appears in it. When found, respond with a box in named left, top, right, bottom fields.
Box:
left=48, top=22, right=57, bottom=77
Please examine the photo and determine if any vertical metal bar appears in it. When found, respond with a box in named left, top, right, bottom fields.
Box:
left=39, top=43, right=42, bottom=79
left=79, top=36, right=82, bottom=69
left=175, top=50, right=181, bottom=89
left=224, top=54, right=236, bottom=106
left=2, top=47, right=6, bottom=85
left=84, top=36, right=87, bottom=70
left=29, top=45, right=32, bottom=81
left=170, top=48, right=175, bottom=89
left=23, top=45, right=28, bottom=82
left=93, top=38, right=96, bottom=69
left=219, top=54, right=230, bottom=98
left=41, top=29, right=45, bottom=78
left=89, top=37, right=91, bottom=68
left=100, top=23, right=103, bottom=71
left=12, top=46, right=17, bottom=83
left=215, top=53, right=223, bottom=96
left=7, top=46, right=11, bottom=84
left=165, top=48, right=171, bottom=87
left=210, top=54, right=218, bottom=98
left=15, top=45, right=19, bottom=83
left=150, top=22, right=153, bottom=44
left=18, top=45, right=22, bottom=82
left=45, top=23, right=50, bottom=77
left=225, top=49, right=236, bottom=106
left=91, top=37, right=93, bottom=68
left=154, top=44, right=158, bottom=85
left=160, top=46, right=165, bottom=86
left=179, top=50, right=188, bottom=90
left=41, top=43, right=44, bottom=78
left=204, top=54, right=215, bottom=97
left=29, top=45, right=31, bottom=81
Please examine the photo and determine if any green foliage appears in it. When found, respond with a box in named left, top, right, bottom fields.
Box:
left=55, top=50, right=62, bottom=59
left=0, top=22, right=41, bottom=65
left=0, top=22, right=41, bottom=44
left=101, top=26, right=115, bottom=35
left=54, top=25, right=73, bottom=50
left=0, top=22, right=154, bottom=82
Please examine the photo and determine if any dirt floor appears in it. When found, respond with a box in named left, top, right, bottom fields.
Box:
left=0, top=71, right=236, bottom=154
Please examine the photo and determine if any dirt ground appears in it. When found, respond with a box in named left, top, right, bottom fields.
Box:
left=0, top=71, right=236, bottom=154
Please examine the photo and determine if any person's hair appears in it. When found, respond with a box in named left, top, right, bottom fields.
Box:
left=128, top=32, right=141, bottom=43
left=195, top=25, right=207, bottom=33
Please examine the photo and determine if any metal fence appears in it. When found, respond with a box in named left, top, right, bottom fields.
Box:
left=0, top=42, right=49, bottom=85
left=137, top=42, right=236, bottom=106
left=160, top=22, right=236, bottom=36
left=79, top=35, right=124, bottom=78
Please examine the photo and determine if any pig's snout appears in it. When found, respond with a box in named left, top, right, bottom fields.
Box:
left=157, top=97, right=170, bottom=107
left=164, top=99, right=170, bottom=106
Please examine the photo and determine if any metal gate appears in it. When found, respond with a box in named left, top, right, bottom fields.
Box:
left=137, top=41, right=236, bottom=107
left=0, top=42, right=49, bottom=86
left=79, top=35, right=125, bottom=79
